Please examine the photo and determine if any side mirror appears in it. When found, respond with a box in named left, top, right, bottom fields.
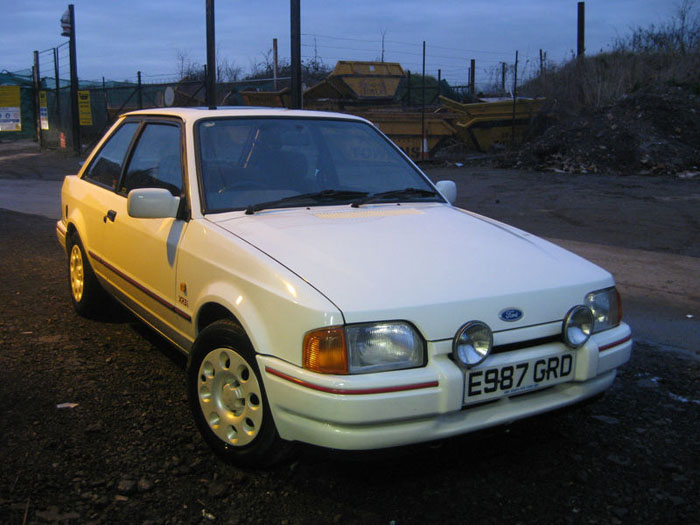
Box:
left=127, top=188, right=180, bottom=219
left=435, top=180, right=457, bottom=204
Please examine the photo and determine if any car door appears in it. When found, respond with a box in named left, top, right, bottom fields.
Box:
left=96, top=119, right=192, bottom=344
left=77, top=120, right=140, bottom=271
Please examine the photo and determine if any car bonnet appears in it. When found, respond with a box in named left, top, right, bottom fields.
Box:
left=211, top=204, right=613, bottom=340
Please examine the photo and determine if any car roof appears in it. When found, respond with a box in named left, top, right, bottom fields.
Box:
left=120, top=106, right=369, bottom=125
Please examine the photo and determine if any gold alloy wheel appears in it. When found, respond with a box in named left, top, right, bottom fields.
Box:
left=197, top=347, right=264, bottom=447
left=69, top=244, right=84, bottom=302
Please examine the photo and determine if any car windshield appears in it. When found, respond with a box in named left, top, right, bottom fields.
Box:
left=197, top=117, right=442, bottom=213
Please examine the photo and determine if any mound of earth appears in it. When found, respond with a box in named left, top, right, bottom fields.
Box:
left=503, top=86, right=700, bottom=176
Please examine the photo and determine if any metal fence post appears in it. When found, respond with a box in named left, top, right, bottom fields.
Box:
left=470, top=59, right=475, bottom=95
left=206, top=0, right=217, bottom=109
left=539, top=49, right=544, bottom=76
left=67, top=4, right=80, bottom=154
left=577, top=2, right=585, bottom=58
left=273, top=38, right=279, bottom=91
left=421, top=41, right=426, bottom=160
left=511, top=51, right=518, bottom=144
left=137, top=71, right=143, bottom=109
left=33, top=50, right=42, bottom=146
left=54, top=47, right=61, bottom=128
left=290, top=0, right=301, bottom=109
left=102, top=76, right=108, bottom=124
left=203, top=65, right=208, bottom=107
left=501, top=62, right=506, bottom=94
left=407, top=71, right=412, bottom=106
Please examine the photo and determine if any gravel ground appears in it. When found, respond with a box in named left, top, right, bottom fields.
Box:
left=1, top=156, right=699, bottom=523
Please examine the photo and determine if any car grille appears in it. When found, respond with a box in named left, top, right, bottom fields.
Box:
left=492, top=334, right=563, bottom=354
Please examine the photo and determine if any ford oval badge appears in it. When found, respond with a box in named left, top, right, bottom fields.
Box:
left=499, top=308, right=523, bottom=322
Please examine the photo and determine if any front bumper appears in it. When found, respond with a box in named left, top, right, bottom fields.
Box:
left=258, top=322, right=632, bottom=450
left=56, top=220, right=67, bottom=252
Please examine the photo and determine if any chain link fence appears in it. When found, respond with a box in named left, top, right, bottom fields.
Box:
left=1, top=64, right=285, bottom=152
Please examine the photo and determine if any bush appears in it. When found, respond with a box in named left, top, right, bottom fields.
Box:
left=520, top=1, right=700, bottom=112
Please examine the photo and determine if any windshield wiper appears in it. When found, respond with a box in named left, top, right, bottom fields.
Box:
left=245, top=189, right=369, bottom=215
left=350, top=187, right=439, bottom=208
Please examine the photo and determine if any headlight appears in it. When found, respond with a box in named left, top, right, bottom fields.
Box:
left=585, top=287, right=622, bottom=333
left=452, top=321, right=493, bottom=368
left=303, top=322, right=425, bottom=375
left=346, top=322, right=425, bottom=374
left=562, top=305, right=594, bottom=348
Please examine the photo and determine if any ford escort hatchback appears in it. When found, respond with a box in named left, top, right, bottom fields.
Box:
left=57, top=107, right=632, bottom=466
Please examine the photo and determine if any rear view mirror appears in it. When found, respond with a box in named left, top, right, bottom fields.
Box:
left=435, top=180, right=457, bottom=204
left=127, top=188, right=180, bottom=219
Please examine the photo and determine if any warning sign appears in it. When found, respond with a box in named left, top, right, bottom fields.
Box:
left=39, top=91, right=49, bottom=130
left=78, top=90, right=92, bottom=126
left=0, top=85, right=22, bottom=132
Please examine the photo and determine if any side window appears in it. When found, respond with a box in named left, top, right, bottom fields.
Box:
left=83, top=122, right=138, bottom=190
left=121, top=123, right=183, bottom=196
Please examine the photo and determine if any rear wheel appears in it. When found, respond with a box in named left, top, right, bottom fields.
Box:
left=187, top=319, right=293, bottom=467
left=67, top=233, right=106, bottom=317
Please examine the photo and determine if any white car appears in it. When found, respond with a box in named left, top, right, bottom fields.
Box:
left=57, top=107, right=632, bottom=466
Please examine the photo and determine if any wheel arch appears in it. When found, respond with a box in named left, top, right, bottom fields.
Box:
left=191, top=281, right=300, bottom=365
left=65, top=221, right=78, bottom=240
left=61, top=175, right=91, bottom=255
left=189, top=270, right=345, bottom=367
left=63, top=210, right=89, bottom=255
left=64, top=220, right=88, bottom=258
left=196, top=301, right=244, bottom=335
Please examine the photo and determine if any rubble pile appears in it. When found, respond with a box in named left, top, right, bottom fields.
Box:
left=504, top=86, right=700, bottom=176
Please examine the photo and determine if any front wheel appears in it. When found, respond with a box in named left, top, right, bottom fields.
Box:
left=187, top=320, right=293, bottom=467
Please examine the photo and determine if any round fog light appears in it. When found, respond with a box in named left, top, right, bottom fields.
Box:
left=563, top=305, right=594, bottom=348
left=453, top=321, right=493, bottom=368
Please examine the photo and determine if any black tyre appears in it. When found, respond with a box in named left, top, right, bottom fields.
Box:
left=67, top=233, right=106, bottom=317
left=187, top=319, right=293, bottom=467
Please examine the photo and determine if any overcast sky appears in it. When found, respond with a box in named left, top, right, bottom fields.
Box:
left=1, top=0, right=682, bottom=87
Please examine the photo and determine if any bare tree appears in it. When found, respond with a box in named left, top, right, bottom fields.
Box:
left=176, top=48, right=243, bottom=82
left=621, top=0, right=699, bottom=55
left=218, top=57, right=242, bottom=82
left=176, top=49, right=202, bottom=80
left=246, top=47, right=330, bottom=86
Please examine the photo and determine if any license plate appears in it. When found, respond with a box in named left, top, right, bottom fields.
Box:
left=463, top=353, right=576, bottom=405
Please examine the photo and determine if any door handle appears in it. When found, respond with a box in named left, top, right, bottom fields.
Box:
left=104, top=210, right=117, bottom=223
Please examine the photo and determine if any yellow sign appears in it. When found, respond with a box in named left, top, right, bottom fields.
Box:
left=78, top=90, right=92, bottom=126
left=0, top=85, right=21, bottom=131
left=39, top=91, right=49, bottom=130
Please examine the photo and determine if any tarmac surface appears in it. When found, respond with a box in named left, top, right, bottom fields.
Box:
left=0, top=141, right=81, bottom=219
